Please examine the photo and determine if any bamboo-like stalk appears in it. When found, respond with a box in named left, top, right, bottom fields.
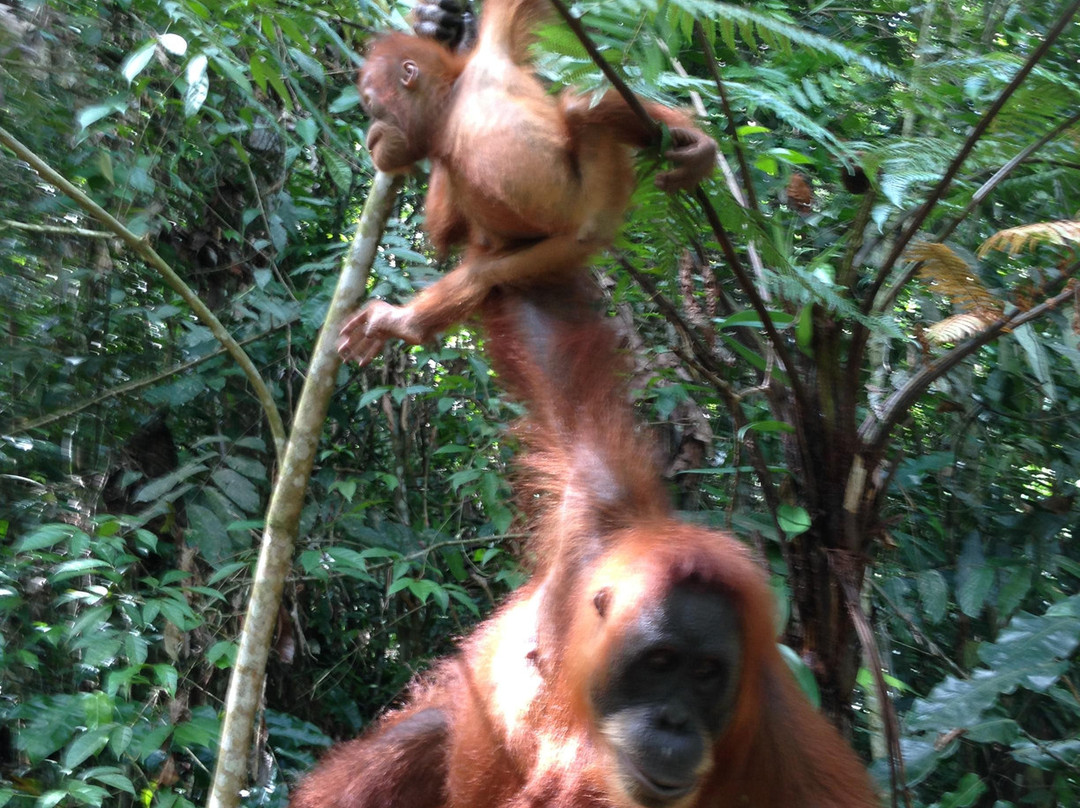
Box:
left=206, top=170, right=403, bottom=808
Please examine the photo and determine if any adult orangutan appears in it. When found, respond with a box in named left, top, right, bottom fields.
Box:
left=337, top=0, right=717, bottom=366
left=293, top=291, right=880, bottom=808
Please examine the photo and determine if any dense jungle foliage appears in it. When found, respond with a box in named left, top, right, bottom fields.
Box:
left=1, top=1, right=1079, bottom=806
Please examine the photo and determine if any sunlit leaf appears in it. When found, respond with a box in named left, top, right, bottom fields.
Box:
left=121, top=41, right=156, bottom=83
left=184, top=54, right=209, bottom=116
left=158, top=33, right=188, bottom=55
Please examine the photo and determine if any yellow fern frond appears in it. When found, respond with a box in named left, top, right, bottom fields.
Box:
left=977, top=219, right=1080, bottom=257
left=924, top=310, right=1002, bottom=344
left=907, top=242, right=1003, bottom=313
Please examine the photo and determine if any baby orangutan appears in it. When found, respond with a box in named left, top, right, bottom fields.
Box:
left=338, top=0, right=716, bottom=365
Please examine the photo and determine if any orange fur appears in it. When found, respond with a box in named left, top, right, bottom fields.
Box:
left=294, top=292, right=879, bottom=808
left=338, top=0, right=716, bottom=366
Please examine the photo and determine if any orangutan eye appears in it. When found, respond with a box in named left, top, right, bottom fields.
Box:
left=643, top=649, right=677, bottom=672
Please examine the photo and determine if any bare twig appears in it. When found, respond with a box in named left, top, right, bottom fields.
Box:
left=0, top=219, right=112, bottom=238
left=694, top=21, right=760, bottom=214
left=849, top=0, right=1080, bottom=374
left=860, top=268, right=1079, bottom=453
left=0, top=124, right=289, bottom=460
left=831, top=552, right=910, bottom=808
left=545, top=0, right=659, bottom=143
left=9, top=323, right=295, bottom=434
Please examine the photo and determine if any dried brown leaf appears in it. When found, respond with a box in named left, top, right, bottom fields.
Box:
left=978, top=219, right=1080, bottom=257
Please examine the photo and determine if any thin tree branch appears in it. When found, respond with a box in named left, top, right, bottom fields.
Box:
left=849, top=0, right=1080, bottom=367
left=9, top=323, right=295, bottom=435
left=0, top=219, right=112, bottom=238
left=619, top=258, right=788, bottom=540
left=870, top=579, right=965, bottom=678
left=937, top=109, right=1080, bottom=243
left=688, top=22, right=770, bottom=300
left=830, top=552, right=909, bottom=808
left=693, top=186, right=817, bottom=427
left=859, top=269, right=1079, bottom=453
left=872, top=110, right=1080, bottom=318
left=694, top=21, right=760, bottom=214
left=545, top=0, right=660, bottom=143
left=0, top=124, right=289, bottom=461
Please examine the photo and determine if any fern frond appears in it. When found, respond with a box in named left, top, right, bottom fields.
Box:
left=908, top=242, right=1004, bottom=314
left=767, top=269, right=904, bottom=337
left=977, top=220, right=1080, bottom=257
left=560, top=0, right=899, bottom=80
left=726, top=81, right=846, bottom=155
left=684, top=1, right=901, bottom=79
left=925, top=311, right=1002, bottom=344
left=918, top=54, right=1023, bottom=93
left=993, top=81, right=1079, bottom=131
left=863, top=139, right=955, bottom=207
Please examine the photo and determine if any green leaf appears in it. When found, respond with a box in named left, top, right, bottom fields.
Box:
left=778, top=644, right=820, bottom=707
left=795, top=305, right=813, bottom=355
left=63, top=780, right=109, bottom=805
left=50, top=558, right=111, bottom=584
left=82, top=769, right=135, bottom=794
left=206, top=561, right=250, bottom=586
left=357, top=386, right=391, bottom=408
left=997, top=567, right=1032, bottom=618
left=16, top=523, right=87, bottom=552
left=737, top=420, right=795, bottom=441
left=957, top=566, right=994, bottom=619
left=210, top=53, right=253, bottom=95
left=184, top=55, right=209, bottom=116
left=121, top=41, right=156, bottom=84
left=908, top=597, right=1080, bottom=733
left=917, top=570, right=948, bottom=624
left=77, top=100, right=127, bottom=131
left=956, top=534, right=992, bottom=618
left=151, top=664, right=179, bottom=697
left=1012, top=737, right=1080, bottom=769
left=135, top=463, right=208, bottom=503
left=36, top=791, right=66, bottom=808
left=295, top=116, right=317, bottom=146
left=211, top=468, right=260, bottom=514
left=288, top=47, right=325, bottom=84
left=158, top=33, right=187, bottom=56
left=320, top=147, right=353, bottom=193
left=776, top=504, right=810, bottom=537
left=249, top=52, right=273, bottom=94
left=70, top=605, right=113, bottom=641
left=63, top=727, right=111, bottom=770
left=940, top=772, right=987, bottom=808
left=81, top=692, right=114, bottom=729
left=1013, top=322, right=1056, bottom=403
left=764, top=146, right=816, bottom=166
left=407, top=578, right=441, bottom=604
left=108, top=725, right=133, bottom=758
left=207, top=640, right=238, bottom=669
